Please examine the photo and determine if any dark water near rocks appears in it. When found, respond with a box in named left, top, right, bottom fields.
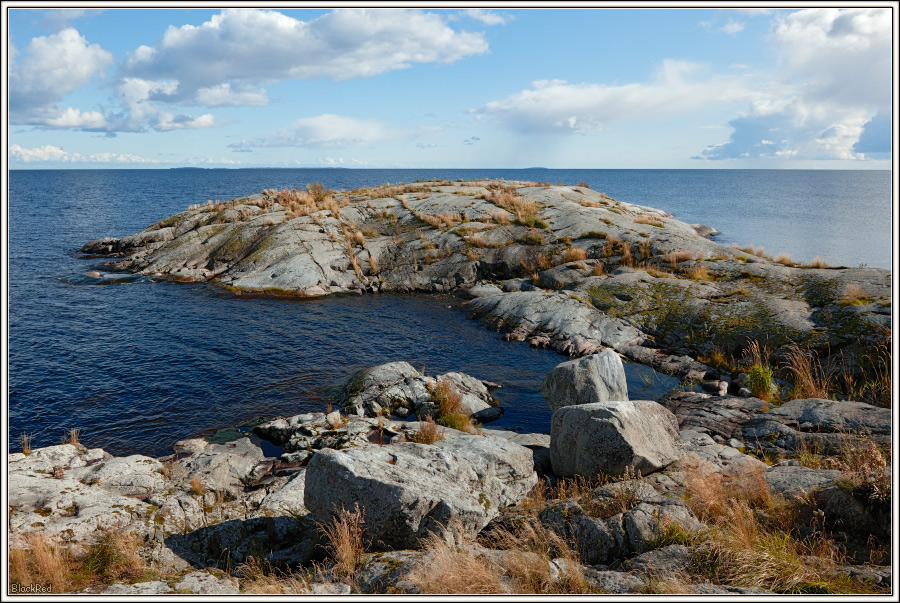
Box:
left=8, top=169, right=891, bottom=456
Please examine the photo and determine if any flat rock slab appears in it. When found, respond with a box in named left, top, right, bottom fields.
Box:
left=550, top=400, right=685, bottom=479
left=304, top=433, right=537, bottom=549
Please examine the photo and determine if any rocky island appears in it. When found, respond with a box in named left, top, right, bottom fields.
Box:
left=9, top=180, right=892, bottom=594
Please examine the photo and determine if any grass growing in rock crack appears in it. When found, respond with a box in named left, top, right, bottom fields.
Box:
left=743, top=340, right=777, bottom=404
left=410, top=416, right=445, bottom=444
left=428, top=381, right=475, bottom=433
left=236, top=556, right=312, bottom=594
left=317, top=504, right=366, bottom=578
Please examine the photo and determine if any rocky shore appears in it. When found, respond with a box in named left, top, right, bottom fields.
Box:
left=9, top=179, right=892, bottom=594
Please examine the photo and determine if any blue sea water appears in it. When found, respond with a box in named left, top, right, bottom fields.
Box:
left=6, top=169, right=892, bottom=456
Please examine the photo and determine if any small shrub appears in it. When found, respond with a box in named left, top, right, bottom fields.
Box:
left=807, top=256, right=829, bottom=268
left=576, top=181, right=591, bottom=188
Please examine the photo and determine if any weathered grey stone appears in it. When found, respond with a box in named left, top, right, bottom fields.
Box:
left=541, top=350, right=629, bottom=411
left=581, top=568, right=646, bottom=593
left=624, top=544, right=692, bottom=575
left=174, top=571, right=240, bottom=594
left=550, top=401, right=685, bottom=479
left=174, top=437, right=273, bottom=498
left=304, top=433, right=537, bottom=549
left=764, top=465, right=842, bottom=500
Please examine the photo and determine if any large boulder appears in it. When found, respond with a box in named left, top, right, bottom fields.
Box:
left=541, top=350, right=628, bottom=411
left=550, top=401, right=684, bottom=479
left=304, top=433, right=537, bottom=549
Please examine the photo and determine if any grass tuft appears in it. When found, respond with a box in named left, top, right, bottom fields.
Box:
left=317, top=504, right=366, bottom=578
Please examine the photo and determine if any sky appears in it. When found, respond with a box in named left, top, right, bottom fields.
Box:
left=4, top=5, right=895, bottom=169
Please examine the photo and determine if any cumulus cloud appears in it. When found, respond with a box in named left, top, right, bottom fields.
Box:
left=229, top=114, right=396, bottom=149
left=122, top=8, right=488, bottom=105
left=456, top=9, right=509, bottom=25
left=700, top=8, right=891, bottom=161
left=474, top=61, right=757, bottom=134
left=9, top=144, right=158, bottom=164
left=720, top=20, right=745, bottom=34
left=853, top=110, right=892, bottom=156
left=9, top=28, right=113, bottom=128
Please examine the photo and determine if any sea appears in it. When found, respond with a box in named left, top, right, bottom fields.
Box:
left=6, top=169, right=893, bottom=457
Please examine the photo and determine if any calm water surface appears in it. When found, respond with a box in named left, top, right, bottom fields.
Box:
left=8, top=169, right=891, bottom=456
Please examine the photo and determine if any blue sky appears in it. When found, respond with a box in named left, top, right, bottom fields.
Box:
left=5, top=6, right=894, bottom=169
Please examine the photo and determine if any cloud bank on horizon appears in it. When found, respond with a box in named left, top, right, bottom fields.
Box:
left=6, top=7, right=893, bottom=168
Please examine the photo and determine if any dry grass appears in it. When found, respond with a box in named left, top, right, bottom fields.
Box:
left=591, top=262, right=605, bottom=276
left=318, top=505, right=366, bottom=578
left=407, top=521, right=592, bottom=595
left=410, top=416, right=445, bottom=444
left=743, top=340, right=776, bottom=403
left=783, top=343, right=831, bottom=400
left=9, top=530, right=149, bottom=593
left=562, top=247, right=587, bottom=263
left=832, top=438, right=890, bottom=508
left=9, top=533, right=77, bottom=593
left=774, top=253, right=793, bottom=265
left=666, top=250, right=693, bottom=268
left=348, top=230, right=366, bottom=246
left=61, top=428, right=80, bottom=447
left=469, top=234, right=501, bottom=248
left=687, top=264, right=710, bottom=281
left=634, top=215, right=664, bottom=228
left=430, top=381, right=475, bottom=433
left=807, top=256, right=829, bottom=268
left=406, top=530, right=506, bottom=594
left=189, top=476, right=208, bottom=496
left=237, top=557, right=311, bottom=594
left=20, top=432, right=32, bottom=455
left=840, top=283, right=870, bottom=306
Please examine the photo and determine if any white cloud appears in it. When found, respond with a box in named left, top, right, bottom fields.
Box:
left=42, top=107, right=108, bottom=129
left=9, top=28, right=113, bottom=128
left=123, top=8, right=488, bottom=105
left=9, top=144, right=158, bottom=164
left=700, top=8, right=892, bottom=161
left=720, top=20, right=745, bottom=34
left=457, top=9, right=509, bottom=25
left=193, top=83, right=269, bottom=107
left=475, top=60, right=757, bottom=134
left=230, top=114, right=397, bottom=148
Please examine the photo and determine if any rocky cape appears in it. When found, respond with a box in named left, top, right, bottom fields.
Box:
left=82, top=179, right=890, bottom=385
left=9, top=179, right=891, bottom=594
